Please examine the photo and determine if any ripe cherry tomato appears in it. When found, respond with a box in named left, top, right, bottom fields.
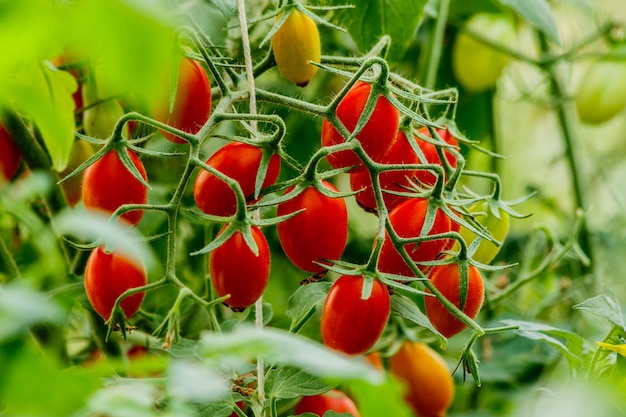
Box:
left=272, top=9, right=321, bottom=87
left=276, top=181, right=348, bottom=272
left=389, top=341, right=454, bottom=417
left=209, top=225, right=270, bottom=309
left=458, top=201, right=510, bottom=264
left=0, top=124, right=22, bottom=184
left=378, top=198, right=453, bottom=278
left=82, top=149, right=148, bottom=226
left=193, top=142, right=280, bottom=217
left=59, top=139, right=94, bottom=207
left=321, top=81, right=399, bottom=172
left=84, top=246, right=147, bottom=321
left=575, top=58, right=626, bottom=125
left=294, top=389, right=361, bottom=417
left=321, top=275, right=390, bottom=355
left=152, top=57, right=212, bottom=144
left=452, top=13, right=517, bottom=93
left=424, top=263, right=484, bottom=338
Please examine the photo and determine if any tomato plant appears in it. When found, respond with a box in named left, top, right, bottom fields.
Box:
left=84, top=246, right=147, bottom=321
left=575, top=58, right=626, bottom=125
left=82, top=148, right=148, bottom=226
left=193, top=141, right=281, bottom=217
left=452, top=13, right=517, bottom=93
left=294, top=389, right=361, bottom=417
left=59, top=139, right=94, bottom=207
left=321, top=81, right=399, bottom=172
left=272, top=8, right=321, bottom=87
left=0, top=124, right=21, bottom=183
left=276, top=181, right=348, bottom=272
left=424, top=263, right=485, bottom=338
left=389, top=341, right=454, bottom=417
left=320, top=275, right=390, bottom=355
left=378, top=198, right=453, bottom=277
left=459, top=200, right=510, bottom=265
left=209, top=225, right=270, bottom=309
left=152, top=57, right=212, bottom=143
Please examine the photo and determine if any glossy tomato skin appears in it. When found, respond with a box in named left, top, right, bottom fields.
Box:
left=84, top=247, right=147, bottom=320
left=575, top=59, right=626, bottom=125
left=452, top=13, right=517, bottom=93
left=153, top=58, right=212, bottom=144
left=0, top=124, right=21, bottom=183
left=193, top=142, right=280, bottom=217
left=321, top=275, right=390, bottom=356
left=321, top=81, right=399, bottom=172
left=294, top=389, right=361, bottom=417
left=82, top=149, right=148, bottom=226
left=425, top=263, right=485, bottom=338
left=209, top=225, right=270, bottom=309
left=389, top=341, right=454, bottom=417
left=378, top=198, right=453, bottom=278
left=272, top=9, right=321, bottom=87
left=276, top=181, right=348, bottom=272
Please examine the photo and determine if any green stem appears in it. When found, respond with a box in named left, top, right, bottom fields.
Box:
left=537, top=33, right=595, bottom=290
left=0, top=234, right=21, bottom=281
left=422, top=0, right=451, bottom=90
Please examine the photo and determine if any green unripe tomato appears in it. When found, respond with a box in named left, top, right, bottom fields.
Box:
left=459, top=201, right=510, bottom=265
left=575, top=59, right=626, bottom=125
left=452, top=13, right=517, bottom=93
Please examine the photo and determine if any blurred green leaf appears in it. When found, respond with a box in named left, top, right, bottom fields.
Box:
left=265, top=366, right=330, bottom=400
left=205, top=0, right=236, bottom=20
left=85, top=382, right=162, bottom=417
left=0, top=283, right=64, bottom=341
left=345, top=376, right=414, bottom=417
left=330, top=0, right=428, bottom=62
left=573, top=285, right=625, bottom=331
left=498, top=0, right=560, bottom=45
left=198, top=325, right=383, bottom=383
left=167, top=360, right=230, bottom=403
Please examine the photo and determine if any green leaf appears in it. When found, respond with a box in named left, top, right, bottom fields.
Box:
left=167, top=360, right=230, bottom=403
left=573, top=285, right=626, bottom=331
left=502, top=320, right=588, bottom=373
left=286, top=282, right=331, bottom=331
left=390, top=293, right=445, bottom=345
left=205, top=0, right=237, bottom=23
left=7, top=62, right=76, bottom=171
left=265, top=366, right=330, bottom=400
left=344, top=376, right=414, bottom=417
left=198, top=325, right=383, bottom=383
left=331, top=0, right=428, bottom=62
left=498, top=0, right=560, bottom=45
left=0, top=283, right=64, bottom=341
left=85, top=381, right=162, bottom=417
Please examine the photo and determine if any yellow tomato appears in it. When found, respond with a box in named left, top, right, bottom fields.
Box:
left=459, top=200, right=510, bottom=265
left=390, top=341, right=454, bottom=417
left=272, top=9, right=321, bottom=87
left=452, top=13, right=517, bottom=93
left=575, top=59, right=626, bottom=125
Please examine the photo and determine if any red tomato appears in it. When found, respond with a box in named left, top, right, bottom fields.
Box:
left=152, top=58, right=212, bottom=144
left=82, top=149, right=148, bottom=226
left=417, top=127, right=458, bottom=184
left=83, top=149, right=148, bottom=225
left=378, top=198, right=453, bottom=278
left=276, top=181, right=348, bottom=272
left=424, top=263, right=485, bottom=338
left=321, top=275, right=390, bottom=355
left=84, top=246, right=147, bottom=320
left=209, top=225, right=270, bottom=309
left=193, top=142, right=280, bottom=217
left=321, top=81, right=399, bottom=172
left=295, top=389, right=361, bottom=417
left=389, top=341, right=454, bottom=417
left=0, top=124, right=22, bottom=183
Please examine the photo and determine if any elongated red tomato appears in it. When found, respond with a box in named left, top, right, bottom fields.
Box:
left=193, top=142, right=280, bottom=217
left=0, top=124, right=21, bottom=183
left=295, top=389, right=361, bottom=417
left=378, top=198, right=453, bottom=278
left=276, top=181, right=347, bottom=272
left=84, top=247, right=147, bottom=321
left=390, top=341, right=454, bottom=417
left=321, top=275, right=390, bottom=355
left=82, top=149, right=148, bottom=226
left=321, top=81, right=399, bottom=172
left=209, top=225, right=270, bottom=309
left=152, top=58, right=212, bottom=143
left=424, top=263, right=484, bottom=338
